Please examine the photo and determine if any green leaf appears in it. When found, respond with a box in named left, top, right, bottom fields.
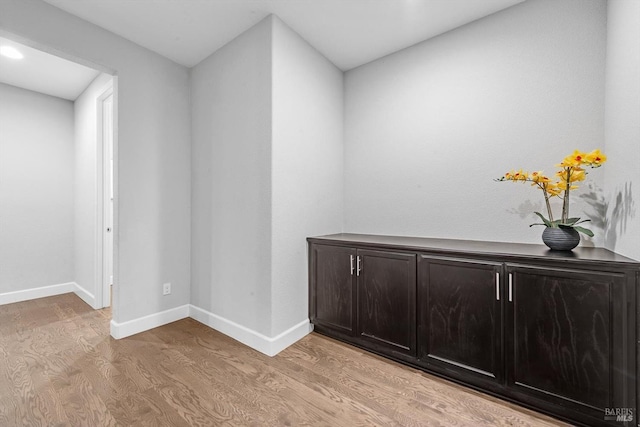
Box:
left=529, top=223, right=547, bottom=227
left=573, top=226, right=594, bottom=237
left=561, top=217, right=591, bottom=226
left=564, top=217, right=581, bottom=225
left=533, top=212, right=552, bottom=227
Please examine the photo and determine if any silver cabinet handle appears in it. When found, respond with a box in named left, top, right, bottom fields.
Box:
left=350, top=255, right=354, bottom=276
left=495, top=272, right=500, bottom=301
left=509, top=273, right=513, bottom=302
left=357, top=256, right=361, bottom=276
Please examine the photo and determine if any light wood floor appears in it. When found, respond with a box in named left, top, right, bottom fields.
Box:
left=0, top=293, right=568, bottom=426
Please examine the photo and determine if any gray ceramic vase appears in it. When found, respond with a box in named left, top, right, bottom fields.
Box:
left=542, top=227, right=580, bottom=251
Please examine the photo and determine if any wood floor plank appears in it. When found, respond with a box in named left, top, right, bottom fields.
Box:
left=139, top=346, right=263, bottom=425
left=156, top=324, right=382, bottom=426
left=0, top=356, right=68, bottom=426
left=289, top=334, right=561, bottom=427
left=149, top=328, right=346, bottom=426
left=0, top=294, right=569, bottom=426
left=178, top=329, right=420, bottom=426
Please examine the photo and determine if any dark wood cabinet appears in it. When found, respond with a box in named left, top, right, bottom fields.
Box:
left=309, top=244, right=356, bottom=337
left=506, top=264, right=630, bottom=422
left=308, top=233, right=640, bottom=427
left=358, top=249, right=416, bottom=357
left=309, top=244, right=416, bottom=358
left=418, top=256, right=503, bottom=388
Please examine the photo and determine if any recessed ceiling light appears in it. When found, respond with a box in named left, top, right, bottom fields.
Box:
left=0, top=46, right=24, bottom=60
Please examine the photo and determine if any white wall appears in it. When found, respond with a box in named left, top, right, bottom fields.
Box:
left=0, top=0, right=191, bottom=326
left=0, top=83, right=74, bottom=293
left=344, top=0, right=607, bottom=245
left=603, top=0, right=640, bottom=261
left=190, top=17, right=273, bottom=336
left=191, top=16, right=343, bottom=351
left=271, top=17, right=344, bottom=335
left=74, top=73, right=112, bottom=307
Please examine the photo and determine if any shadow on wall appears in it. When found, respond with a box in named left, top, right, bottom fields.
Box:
left=580, top=182, right=636, bottom=250
left=507, top=200, right=544, bottom=219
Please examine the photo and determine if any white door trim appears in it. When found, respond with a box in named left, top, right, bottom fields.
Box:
left=96, top=82, right=115, bottom=309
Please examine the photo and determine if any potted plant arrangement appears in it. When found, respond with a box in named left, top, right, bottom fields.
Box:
left=497, top=149, right=606, bottom=250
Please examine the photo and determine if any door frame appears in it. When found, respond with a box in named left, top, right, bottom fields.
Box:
left=96, top=81, right=116, bottom=309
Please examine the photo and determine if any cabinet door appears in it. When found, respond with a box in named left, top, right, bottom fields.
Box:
left=506, top=264, right=629, bottom=421
left=309, top=244, right=357, bottom=336
left=418, top=256, right=503, bottom=387
left=357, top=249, right=416, bottom=357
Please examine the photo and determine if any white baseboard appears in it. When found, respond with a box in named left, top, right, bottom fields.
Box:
left=189, top=305, right=313, bottom=356
left=0, top=282, right=75, bottom=306
left=73, top=283, right=96, bottom=308
left=110, top=304, right=190, bottom=339
left=268, top=317, right=314, bottom=356
left=1, top=284, right=311, bottom=356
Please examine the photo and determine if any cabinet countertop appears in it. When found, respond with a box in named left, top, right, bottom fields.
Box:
left=308, top=233, right=640, bottom=267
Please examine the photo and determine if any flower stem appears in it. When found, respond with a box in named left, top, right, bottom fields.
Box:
left=562, top=167, right=571, bottom=223
left=538, top=183, right=554, bottom=222
left=545, top=193, right=554, bottom=222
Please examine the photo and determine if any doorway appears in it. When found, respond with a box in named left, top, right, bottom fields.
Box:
left=0, top=34, right=117, bottom=313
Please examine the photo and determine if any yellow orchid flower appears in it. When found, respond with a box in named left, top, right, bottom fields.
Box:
left=585, top=149, right=607, bottom=166
left=556, top=180, right=578, bottom=191
left=531, top=172, right=553, bottom=189
left=570, top=169, right=586, bottom=182
left=504, top=169, right=528, bottom=181
left=531, top=171, right=551, bottom=183
left=565, top=149, right=587, bottom=166
left=512, top=169, right=528, bottom=181
left=546, top=184, right=562, bottom=197
left=556, top=168, right=586, bottom=182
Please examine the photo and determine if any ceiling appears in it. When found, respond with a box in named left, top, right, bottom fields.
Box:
left=0, top=36, right=100, bottom=100
left=1, top=0, right=525, bottom=99
left=41, top=0, right=525, bottom=70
